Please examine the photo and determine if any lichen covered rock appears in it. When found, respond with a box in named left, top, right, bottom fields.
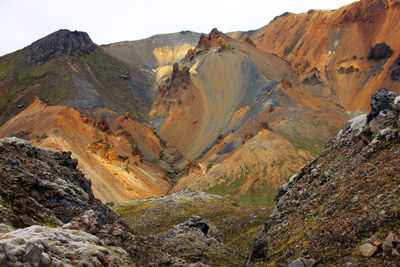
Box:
left=0, top=225, right=131, bottom=266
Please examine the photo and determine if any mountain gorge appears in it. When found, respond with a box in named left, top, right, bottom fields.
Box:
left=1, top=0, right=400, bottom=265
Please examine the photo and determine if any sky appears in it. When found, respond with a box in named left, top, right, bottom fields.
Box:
left=0, top=0, right=356, bottom=56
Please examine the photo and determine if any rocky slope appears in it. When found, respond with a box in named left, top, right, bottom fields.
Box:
left=244, top=89, right=400, bottom=266
left=249, top=0, right=400, bottom=111
left=0, top=137, right=247, bottom=266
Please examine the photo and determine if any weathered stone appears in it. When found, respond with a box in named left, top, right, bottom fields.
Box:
left=392, top=96, right=400, bottom=111
left=383, top=232, right=399, bottom=254
left=391, top=68, right=400, bottom=82
left=367, top=89, right=396, bottom=122
left=359, top=243, right=378, bottom=257
left=392, top=248, right=400, bottom=256
left=288, top=257, right=317, bottom=267
left=0, top=225, right=131, bottom=266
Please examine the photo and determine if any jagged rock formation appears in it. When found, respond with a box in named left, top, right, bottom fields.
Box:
left=244, top=89, right=400, bottom=266
left=27, top=30, right=95, bottom=64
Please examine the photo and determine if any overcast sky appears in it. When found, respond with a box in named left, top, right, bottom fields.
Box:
left=0, top=0, right=356, bottom=56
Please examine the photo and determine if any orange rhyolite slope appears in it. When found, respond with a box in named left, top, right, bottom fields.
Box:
left=250, top=0, right=400, bottom=111
left=0, top=99, right=170, bottom=202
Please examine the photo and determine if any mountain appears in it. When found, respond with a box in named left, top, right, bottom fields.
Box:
left=1, top=0, right=400, bottom=266
left=1, top=0, right=400, bottom=207
left=248, top=0, right=400, bottom=111
left=0, top=30, right=201, bottom=202
left=244, top=89, right=400, bottom=266
left=0, top=29, right=147, bottom=125
left=150, top=28, right=347, bottom=205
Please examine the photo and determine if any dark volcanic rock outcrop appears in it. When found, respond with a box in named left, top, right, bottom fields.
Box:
left=368, top=42, right=393, bottom=61
left=27, top=29, right=95, bottom=64
left=245, top=89, right=400, bottom=266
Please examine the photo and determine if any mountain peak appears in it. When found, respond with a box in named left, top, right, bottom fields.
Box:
left=27, top=29, right=95, bottom=64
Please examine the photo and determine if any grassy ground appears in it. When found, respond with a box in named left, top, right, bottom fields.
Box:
left=113, top=191, right=272, bottom=261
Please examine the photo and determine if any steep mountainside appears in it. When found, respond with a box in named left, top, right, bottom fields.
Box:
left=245, top=90, right=400, bottom=266
left=0, top=29, right=149, bottom=125
left=151, top=28, right=347, bottom=205
left=250, top=0, right=400, bottom=111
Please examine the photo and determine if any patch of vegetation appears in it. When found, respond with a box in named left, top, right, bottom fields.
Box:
left=284, top=29, right=304, bottom=56
left=303, top=60, right=310, bottom=72
left=289, top=136, right=323, bottom=157
left=206, top=174, right=248, bottom=196
left=0, top=58, right=10, bottom=81
left=0, top=49, right=75, bottom=124
left=30, top=60, right=68, bottom=79
left=113, top=193, right=272, bottom=263
left=238, top=182, right=277, bottom=207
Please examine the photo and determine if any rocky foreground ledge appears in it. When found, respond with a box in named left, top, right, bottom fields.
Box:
left=0, top=137, right=239, bottom=266
left=245, top=89, right=400, bottom=266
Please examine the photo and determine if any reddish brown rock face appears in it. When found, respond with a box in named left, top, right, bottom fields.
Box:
left=250, top=0, right=400, bottom=111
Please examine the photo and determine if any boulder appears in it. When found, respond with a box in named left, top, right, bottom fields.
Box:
left=0, top=225, right=131, bottom=266
left=367, top=89, right=396, bottom=122
left=359, top=243, right=378, bottom=257
left=383, top=232, right=399, bottom=255
left=288, top=257, right=318, bottom=267
left=391, top=68, right=400, bottom=82
left=184, top=216, right=210, bottom=235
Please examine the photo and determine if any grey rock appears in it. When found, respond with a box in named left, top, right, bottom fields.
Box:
left=367, top=89, right=396, bottom=122
left=184, top=216, right=209, bottom=235
left=23, top=245, right=42, bottom=265
left=359, top=243, right=378, bottom=257
left=27, top=29, right=95, bottom=64
left=0, top=225, right=131, bottom=266
left=384, top=232, right=399, bottom=254
left=288, top=257, right=317, bottom=267
left=392, top=248, right=400, bottom=256
left=391, top=68, right=400, bottom=82
left=392, top=96, right=400, bottom=111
